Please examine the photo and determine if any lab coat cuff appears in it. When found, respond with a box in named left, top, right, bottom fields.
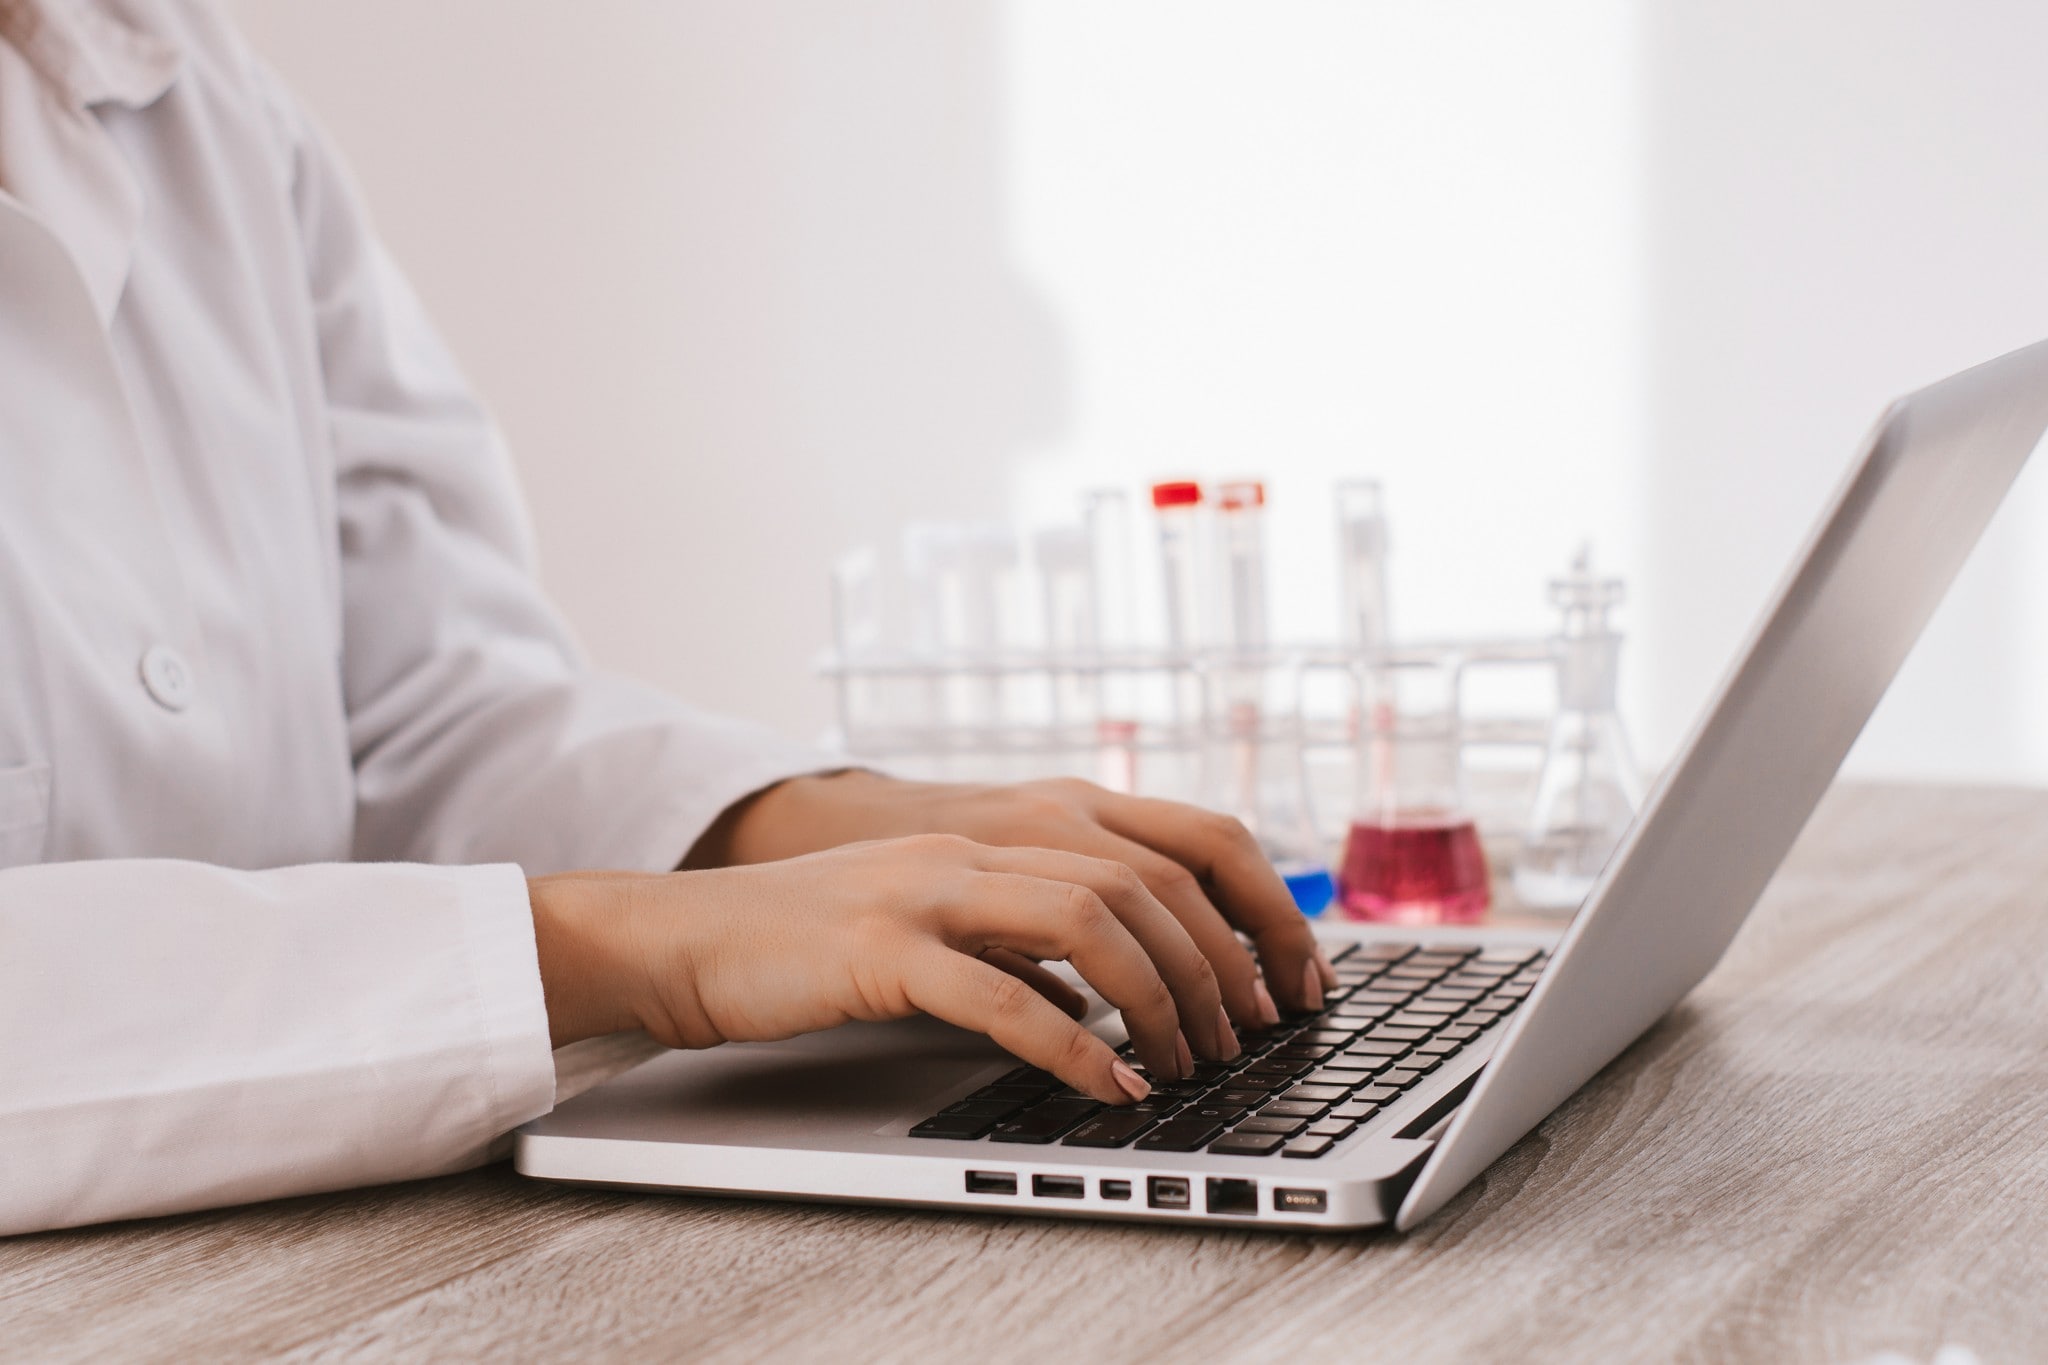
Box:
left=459, top=863, right=559, bottom=1136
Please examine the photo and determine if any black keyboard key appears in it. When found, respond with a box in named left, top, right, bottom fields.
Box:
left=1476, top=945, right=1543, bottom=964
left=1062, top=1111, right=1158, bottom=1148
left=1305, top=1119, right=1355, bottom=1139
left=1350, top=989, right=1413, bottom=1006
left=1301, top=1067, right=1367, bottom=1089
left=1414, top=1038, right=1463, bottom=1056
left=1354, top=943, right=1412, bottom=961
left=1229, top=1072, right=1294, bottom=1092
left=1330, top=1100, right=1378, bottom=1121
left=1354, top=1085, right=1399, bottom=1105
left=1386, top=1011, right=1453, bottom=1029
left=942, top=1098, right=1028, bottom=1120
left=1280, top=1084, right=1351, bottom=1105
left=1378, top=1069, right=1424, bottom=1089
left=1496, top=983, right=1535, bottom=999
left=1437, top=1024, right=1481, bottom=1041
left=1271, top=1044, right=1336, bottom=1062
left=1181, top=1103, right=1249, bottom=1125
left=1233, top=1115, right=1307, bottom=1137
left=974, top=1084, right=1054, bottom=1104
left=1404, top=1054, right=1444, bottom=1075
left=1364, top=1025, right=1429, bottom=1042
left=1282, top=1136, right=1335, bottom=1158
left=988, top=1099, right=1100, bottom=1143
left=1259, top=1099, right=1328, bottom=1120
left=1209, top=1132, right=1287, bottom=1156
left=1345, top=1037, right=1412, bottom=1056
left=910, top=1113, right=996, bottom=1139
left=1134, top=1118, right=1227, bottom=1152
left=1243, top=1057, right=1314, bottom=1079
left=1463, top=1009, right=1502, bottom=1027
left=999, top=1066, right=1058, bottom=1087
left=1294, top=1029, right=1359, bottom=1048
left=1211, top=1087, right=1271, bottom=1108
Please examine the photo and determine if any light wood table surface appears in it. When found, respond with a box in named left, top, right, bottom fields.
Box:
left=4, top=783, right=2045, bottom=1363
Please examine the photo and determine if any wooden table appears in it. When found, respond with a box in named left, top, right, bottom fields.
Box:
left=5, top=784, right=2045, bottom=1363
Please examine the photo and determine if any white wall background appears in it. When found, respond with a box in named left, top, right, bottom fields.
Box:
left=221, top=0, right=2048, bottom=783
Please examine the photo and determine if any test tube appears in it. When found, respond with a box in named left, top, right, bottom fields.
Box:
left=1336, top=479, right=1391, bottom=654
left=1033, top=524, right=1097, bottom=727
left=1083, top=488, right=1141, bottom=793
left=1214, top=480, right=1269, bottom=655
left=1151, top=480, right=1205, bottom=652
left=1083, top=488, right=1136, bottom=652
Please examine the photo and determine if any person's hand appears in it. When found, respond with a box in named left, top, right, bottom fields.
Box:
left=530, top=834, right=1261, bottom=1103
left=687, top=771, right=1336, bottom=1028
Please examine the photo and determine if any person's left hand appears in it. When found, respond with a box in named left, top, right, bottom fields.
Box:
left=686, top=771, right=1335, bottom=1033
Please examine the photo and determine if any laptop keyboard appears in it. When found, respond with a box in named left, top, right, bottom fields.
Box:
left=908, top=939, right=1548, bottom=1159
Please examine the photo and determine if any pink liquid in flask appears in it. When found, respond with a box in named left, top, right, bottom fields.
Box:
left=1336, top=812, right=1492, bottom=925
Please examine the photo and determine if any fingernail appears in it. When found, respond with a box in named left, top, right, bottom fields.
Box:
left=1174, top=1031, right=1194, bottom=1080
left=1251, top=978, right=1281, bottom=1027
left=1300, top=960, right=1326, bottom=1013
left=1313, top=947, right=1339, bottom=989
left=1111, top=1060, right=1151, bottom=1103
left=1214, top=1004, right=1241, bottom=1061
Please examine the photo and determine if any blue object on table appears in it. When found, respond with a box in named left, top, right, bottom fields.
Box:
left=1282, top=864, right=1336, bottom=917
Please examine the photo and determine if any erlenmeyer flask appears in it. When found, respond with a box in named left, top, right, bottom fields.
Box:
left=1335, top=658, right=1491, bottom=924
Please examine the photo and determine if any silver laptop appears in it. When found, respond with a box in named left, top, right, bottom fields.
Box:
left=517, top=338, right=2048, bottom=1230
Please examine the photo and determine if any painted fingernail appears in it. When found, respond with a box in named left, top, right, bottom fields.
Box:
left=1111, top=1060, right=1151, bottom=1103
left=1214, top=1004, right=1241, bottom=1061
left=1174, top=1031, right=1194, bottom=1080
left=1313, top=947, right=1339, bottom=988
left=1300, top=960, right=1326, bottom=1013
left=1251, top=977, right=1281, bottom=1027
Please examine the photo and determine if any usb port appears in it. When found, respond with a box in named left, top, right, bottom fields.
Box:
left=1032, top=1174, right=1086, bottom=1200
left=1099, top=1179, right=1133, bottom=1201
left=1147, top=1176, right=1191, bottom=1210
left=1206, top=1178, right=1258, bottom=1216
left=1274, top=1187, right=1328, bottom=1214
left=964, top=1171, right=1016, bottom=1196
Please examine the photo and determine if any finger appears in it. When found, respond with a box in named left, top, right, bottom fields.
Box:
left=973, top=843, right=1237, bottom=1061
left=942, top=871, right=1187, bottom=1081
left=1024, top=824, right=1276, bottom=1033
left=1095, top=794, right=1333, bottom=1014
left=981, top=948, right=1088, bottom=1020
left=902, top=948, right=1150, bottom=1106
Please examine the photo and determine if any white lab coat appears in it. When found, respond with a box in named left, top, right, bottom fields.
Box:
left=0, top=0, right=825, bottom=1236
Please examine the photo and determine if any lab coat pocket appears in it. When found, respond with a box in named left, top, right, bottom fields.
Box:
left=0, top=762, right=52, bottom=868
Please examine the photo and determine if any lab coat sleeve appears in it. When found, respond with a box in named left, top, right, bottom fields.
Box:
left=263, top=66, right=832, bottom=875
left=0, top=859, right=555, bottom=1237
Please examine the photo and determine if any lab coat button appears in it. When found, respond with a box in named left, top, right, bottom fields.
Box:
left=139, top=645, right=194, bottom=711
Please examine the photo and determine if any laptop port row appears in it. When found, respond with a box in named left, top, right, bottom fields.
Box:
left=962, top=1170, right=1326, bottom=1215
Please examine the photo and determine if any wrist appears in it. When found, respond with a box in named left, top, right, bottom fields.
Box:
left=528, top=874, right=643, bottom=1047
left=707, top=768, right=907, bottom=866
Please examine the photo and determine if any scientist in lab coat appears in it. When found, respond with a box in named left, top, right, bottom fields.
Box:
left=0, top=0, right=1333, bottom=1237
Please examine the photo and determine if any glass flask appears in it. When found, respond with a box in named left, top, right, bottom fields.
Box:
left=1335, top=658, right=1491, bottom=924
left=1512, top=546, right=1645, bottom=912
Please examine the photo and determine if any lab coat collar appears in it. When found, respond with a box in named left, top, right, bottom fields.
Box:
left=0, top=1, right=181, bottom=325
left=13, top=0, right=180, bottom=110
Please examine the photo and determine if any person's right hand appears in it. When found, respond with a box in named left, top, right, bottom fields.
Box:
left=528, top=834, right=1251, bottom=1106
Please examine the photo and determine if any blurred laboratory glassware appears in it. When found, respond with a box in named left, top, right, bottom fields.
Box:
left=1083, top=487, right=1136, bottom=651
left=1512, top=545, right=1644, bottom=912
left=1034, top=523, right=1098, bottom=729
left=902, top=523, right=1020, bottom=769
left=1337, top=657, right=1492, bottom=924
left=1083, top=487, right=1144, bottom=790
left=1149, top=480, right=1206, bottom=800
left=1151, top=480, right=1205, bottom=653
left=1214, top=480, right=1269, bottom=656
left=1336, top=478, right=1391, bottom=652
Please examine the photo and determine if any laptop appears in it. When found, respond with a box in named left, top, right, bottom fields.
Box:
left=516, top=338, right=2048, bottom=1230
